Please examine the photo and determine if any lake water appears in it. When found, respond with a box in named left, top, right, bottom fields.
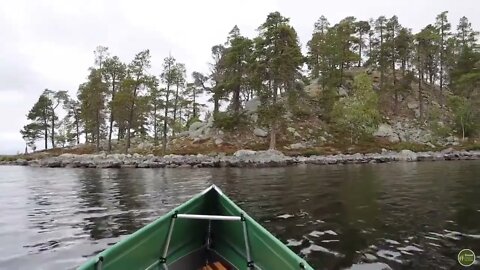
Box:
left=1, top=161, right=480, bottom=269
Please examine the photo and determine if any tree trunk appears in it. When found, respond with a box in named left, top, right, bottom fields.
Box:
left=126, top=82, right=139, bottom=153
left=107, top=80, right=117, bottom=153
left=418, top=71, right=423, bottom=121
left=233, top=86, right=241, bottom=113
left=162, top=84, right=170, bottom=155
left=269, top=81, right=277, bottom=150
left=178, top=106, right=182, bottom=127
left=117, top=128, right=121, bottom=141
left=172, top=83, right=179, bottom=136
left=193, top=88, right=197, bottom=119
left=153, top=101, right=158, bottom=146
left=439, top=21, right=444, bottom=105
left=75, top=114, right=80, bottom=145
left=51, top=117, right=55, bottom=148
left=380, top=28, right=384, bottom=90
left=44, top=127, right=48, bottom=150
left=392, top=47, right=397, bottom=115
left=96, top=110, right=100, bottom=152
left=213, top=95, right=220, bottom=116
left=269, top=123, right=276, bottom=150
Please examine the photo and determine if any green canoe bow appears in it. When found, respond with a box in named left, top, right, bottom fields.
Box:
left=78, top=185, right=314, bottom=270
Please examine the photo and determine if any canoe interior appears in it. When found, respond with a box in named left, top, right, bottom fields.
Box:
left=78, top=185, right=313, bottom=270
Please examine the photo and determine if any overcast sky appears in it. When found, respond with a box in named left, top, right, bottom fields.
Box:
left=0, top=0, right=478, bottom=154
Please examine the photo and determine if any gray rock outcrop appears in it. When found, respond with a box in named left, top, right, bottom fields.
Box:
left=253, top=128, right=268, bottom=137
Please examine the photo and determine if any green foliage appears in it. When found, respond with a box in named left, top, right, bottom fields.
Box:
left=332, top=73, right=380, bottom=143
left=186, top=115, right=201, bottom=129
left=78, top=68, right=107, bottom=147
left=20, top=123, right=42, bottom=150
left=22, top=89, right=67, bottom=150
left=222, top=26, right=254, bottom=113
left=213, top=112, right=249, bottom=131
left=255, top=12, right=304, bottom=149
left=307, top=16, right=359, bottom=87
left=427, top=106, right=452, bottom=140
left=291, top=104, right=312, bottom=119
left=462, top=142, right=480, bottom=151
left=318, top=86, right=338, bottom=121
left=448, top=95, right=478, bottom=139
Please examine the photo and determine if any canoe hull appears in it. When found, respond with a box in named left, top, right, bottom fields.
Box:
left=78, top=185, right=314, bottom=270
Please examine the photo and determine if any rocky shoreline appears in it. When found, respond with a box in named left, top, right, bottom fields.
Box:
left=2, top=149, right=480, bottom=169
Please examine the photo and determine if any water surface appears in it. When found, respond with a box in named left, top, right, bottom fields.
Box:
left=1, top=161, right=480, bottom=269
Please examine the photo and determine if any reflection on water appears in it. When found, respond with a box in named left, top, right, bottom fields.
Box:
left=0, top=161, right=480, bottom=269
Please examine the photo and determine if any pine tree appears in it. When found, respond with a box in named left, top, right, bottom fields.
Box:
left=103, top=56, right=126, bottom=152
left=456, top=16, right=478, bottom=49
left=42, top=89, right=68, bottom=148
left=172, top=62, right=186, bottom=135
left=20, top=123, right=42, bottom=152
left=385, top=16, right=401, bottom=113
left=63, top=96, right=82, bottom=145
left=256, top=12, right=303, bottom=149
left=375, top=16, right=387, bottom=89
left=435, top=11, right=451, bottom=99
left=160, top=55, right=177, bottom=154
left=125, top=50, right=151, bottom=152
left=26, top=93, right=52, bottom=149
left=356, top=20, right=371, bottom=67
left=78, top=69, right=107, bottom=151
left=185, top=80, right=204, bottom=120
left=223, top=26, right=254, bottom=114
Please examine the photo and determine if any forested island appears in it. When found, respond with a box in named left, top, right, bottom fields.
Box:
left=3, top=11, right=480, bottom=167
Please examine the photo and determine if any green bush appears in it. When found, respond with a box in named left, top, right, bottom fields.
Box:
left=319, top=86, right=338, bottom=122
left=213, top=112, right=249, bottom=131
left=291, top=105, right=312, bottom=119
left=186, top=116, right=201, bottom=129
left=448, top=95, right=479, bottom=139
left=0, top=156, right=18, bottom=162
left=331, top=73, right=380, bottom=143
left=464, top=143, right=480, bottom=151
left=257, top=103, right=286, bottom=126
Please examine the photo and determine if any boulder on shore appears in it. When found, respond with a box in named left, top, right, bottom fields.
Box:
left=3, top=148, right=480, bottom=169
left=253, top=128, right=268, bottom=137
left=374, top=124, right=400, bottom=143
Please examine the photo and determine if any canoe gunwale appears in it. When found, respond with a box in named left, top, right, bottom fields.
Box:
left=215, top=186, right=313, bottom=270
left=77, top=184, right=314, bottom=270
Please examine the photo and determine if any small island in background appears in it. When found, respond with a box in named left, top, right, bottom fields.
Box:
left=2, top=11, right=480, bottom=168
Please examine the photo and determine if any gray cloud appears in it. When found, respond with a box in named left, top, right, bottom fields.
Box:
left=0, top=0, right=478, bottom=154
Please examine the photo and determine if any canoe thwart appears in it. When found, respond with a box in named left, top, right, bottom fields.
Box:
left=177, top=214, right=242, bottom=221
